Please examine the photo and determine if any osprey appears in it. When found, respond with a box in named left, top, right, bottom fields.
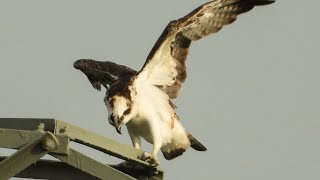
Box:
left=74, top=0, right=274, bottom=166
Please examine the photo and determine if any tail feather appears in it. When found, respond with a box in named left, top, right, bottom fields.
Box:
left=162, top=148, right=186, bottom=160
left=161, top=132, right=207, bottom=160
left=188, top=133, right=207, bottom=151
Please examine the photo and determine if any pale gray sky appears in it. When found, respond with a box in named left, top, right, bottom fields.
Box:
left=1, top=0, right=319, bottom=179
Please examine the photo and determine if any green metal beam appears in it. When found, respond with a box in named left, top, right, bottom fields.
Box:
left=0, top=128, right=69, bottom=155
left=0, top=156, right=100, bottom=180
left=54, top=149, right=137, bottom=180
left=55, top=120, right=156, bottom=170
left=0, top=118, right=155, bottom=169
left=0, top=157, right=163, bottom=180
left=0, top=118, right=55, bottom=132
left=0, top=118, right=163, bottom=179
left=0, top=132, right=59, bottom=179
left=112, top=164, right=164, bottom=180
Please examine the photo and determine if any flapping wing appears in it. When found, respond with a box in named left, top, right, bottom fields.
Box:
left=74, top=59, right=137, bottom=91
left=136, top=0, right=274, bottom=99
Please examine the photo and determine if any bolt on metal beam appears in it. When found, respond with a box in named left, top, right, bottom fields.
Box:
left=0, top=132, right=59, bottom=179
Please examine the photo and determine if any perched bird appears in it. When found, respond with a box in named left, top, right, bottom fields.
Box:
left=74, top=0, right=275, bottom=166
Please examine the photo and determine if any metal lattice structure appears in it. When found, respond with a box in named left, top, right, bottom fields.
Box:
left=0, top=118, right=163, bottom=180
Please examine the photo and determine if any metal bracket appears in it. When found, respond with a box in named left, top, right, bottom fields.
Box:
left=0, top=131, right=60, bottom=179
left=0, top=118, right=163, bottom=180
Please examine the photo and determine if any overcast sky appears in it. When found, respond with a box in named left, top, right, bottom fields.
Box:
left=1, top=0, right=319, bottom=179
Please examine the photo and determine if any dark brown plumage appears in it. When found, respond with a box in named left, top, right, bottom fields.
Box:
left=74, top=59, right=136, bottom=91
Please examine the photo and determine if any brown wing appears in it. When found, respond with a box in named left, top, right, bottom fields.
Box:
left=136, top=0, right=275, bottom=99
left=74, top=59, right=137, bottom=91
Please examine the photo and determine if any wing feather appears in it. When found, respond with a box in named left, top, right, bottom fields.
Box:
left=74, top=59, right=137, bottom=91
left=135, top=0, right=274, bottom=99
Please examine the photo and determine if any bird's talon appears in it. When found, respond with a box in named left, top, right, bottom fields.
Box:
left=139, top=152, right=159, bottom=166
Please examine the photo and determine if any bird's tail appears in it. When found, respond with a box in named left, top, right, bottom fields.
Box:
left=161, top=132, right=206, bottom=160
left=188, top=133, right=207, bottom=151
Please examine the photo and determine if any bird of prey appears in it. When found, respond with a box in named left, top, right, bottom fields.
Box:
left=74, top=0, right=275, bottom=166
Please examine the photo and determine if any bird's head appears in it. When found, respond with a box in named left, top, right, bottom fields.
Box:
left=105, top=95, right=132, bottom=134
left=108, top=113, right=124, bottom=134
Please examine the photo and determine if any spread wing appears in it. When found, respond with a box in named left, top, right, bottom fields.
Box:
left=74, top=59, right=137, bottom=91
left=135, top=0, right=275, bottom=99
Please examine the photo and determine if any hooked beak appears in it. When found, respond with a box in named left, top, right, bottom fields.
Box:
left=115, top=122, right=122, bottom=134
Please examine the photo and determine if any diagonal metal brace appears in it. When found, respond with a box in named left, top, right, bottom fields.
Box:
left=0, top=131, right=59, bottom=179
left=53, top=149, right=137, bottom=180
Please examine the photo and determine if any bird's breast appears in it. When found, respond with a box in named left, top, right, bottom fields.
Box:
left=127, top=117, right=153, bottom=143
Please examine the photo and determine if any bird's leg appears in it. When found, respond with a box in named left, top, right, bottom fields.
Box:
left=129, top=132, right=141, bottom=149
left=140, top=118, right=161, bottom=166
left=140, top=142, right=161, bottom=166
left=121, top=129, right=141, bottom=167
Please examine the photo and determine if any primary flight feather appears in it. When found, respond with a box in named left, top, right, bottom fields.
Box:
left=74, top=0, right=275, bottom=166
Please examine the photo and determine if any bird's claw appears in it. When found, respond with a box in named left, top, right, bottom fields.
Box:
left=139, top=152, right=159, bottom=167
